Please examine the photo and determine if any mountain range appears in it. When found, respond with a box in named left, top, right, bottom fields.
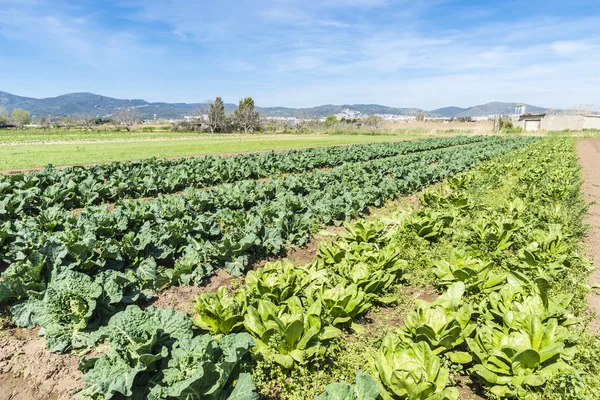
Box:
left=0, top=91, right=549, bottom=119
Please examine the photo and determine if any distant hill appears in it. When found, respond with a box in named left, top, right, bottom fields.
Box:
left=429, top=106, right=467, bottom=118
left=0, top=91, right=551, bottom=119
left=261, top=104, right=425, bottom=119
left=451, top=102, right=547, bottom=118
left=430, top=102, right=548, bottom=118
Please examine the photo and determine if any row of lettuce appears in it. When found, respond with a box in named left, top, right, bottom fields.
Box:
left=0, top=136, right=487, bottom=220
left=315, top=136, right=595, bottom=399
left=70, top=137, right=596, bottom=399
left=0, top=137, right=536, bottom=355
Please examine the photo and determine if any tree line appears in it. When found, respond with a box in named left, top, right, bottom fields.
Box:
left=172, top=97, right=261, bottom=133
left=0, top=96, right=263, bottom=133
left=1, top=97, right=388, bottom=134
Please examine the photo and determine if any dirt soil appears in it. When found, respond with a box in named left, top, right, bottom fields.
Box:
left=150, top=269, right=235, bottom=315
left=0, top=327, right=83, bottom=400
left=576, top=138, right=600, bottom=334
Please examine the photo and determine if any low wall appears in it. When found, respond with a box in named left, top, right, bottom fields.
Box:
left=541, top=115, right=584, bottom=131
left=583, top=116, right=600, bottom=130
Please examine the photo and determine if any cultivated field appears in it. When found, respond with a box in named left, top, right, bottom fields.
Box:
left=1, top=135, right=599, bottom=400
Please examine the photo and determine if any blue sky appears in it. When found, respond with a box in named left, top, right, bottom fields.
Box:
left=1, top=0, right=599, bottom=109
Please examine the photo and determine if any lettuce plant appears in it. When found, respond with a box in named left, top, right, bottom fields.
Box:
left=246, top=260, right=307, bottom=303
left=321, top=241, right=405, bottom=300
left=467, top=316, right=577, bottom=398
left=307, top=283, right=372, bottom=327
left=432, top=251, right=506, bottom=294
left=403, top=211, right=453, bottom=241
left=401, top=283, right=475, bottom=362
left=340, top=220, right=386, bottom=244
left=371, top=334, right=459, bottom=400
left=193, top=286, right=248, bottom=336
left=482, top=277, right=576, bottom=330
left=469, top=218, right=520, bottom=255
left=243, top=296, right=341, bottom=369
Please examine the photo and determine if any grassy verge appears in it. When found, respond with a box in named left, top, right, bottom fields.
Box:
left=0, top=134, right=410, bottom=170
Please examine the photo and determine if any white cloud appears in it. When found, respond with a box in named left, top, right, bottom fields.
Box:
left=551, top=40, right=594, bottom=56
left=0, top=1, right=160, bottom=68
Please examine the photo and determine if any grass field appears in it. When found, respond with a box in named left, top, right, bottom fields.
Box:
left=0, top=133, right=414, bottom=170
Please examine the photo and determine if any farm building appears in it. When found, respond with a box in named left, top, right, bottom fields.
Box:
left=514, top=113, right=600, bottom=131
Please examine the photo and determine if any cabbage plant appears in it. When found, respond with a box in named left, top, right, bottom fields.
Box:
left=315, top=372, right=381, bottom=400
left=78, top=306, right=258, bottom=400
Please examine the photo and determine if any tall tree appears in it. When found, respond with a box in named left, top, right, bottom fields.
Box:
left=207, top=97, right=226, bottom=133
left=232, top=97, right=260, bottom=133
left=9, top=108, right=31, bottom=128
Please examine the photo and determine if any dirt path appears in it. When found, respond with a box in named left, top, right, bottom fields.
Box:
left=0, top=326, right=83, bottom=399
left=576, top=138, right=600, bottom=334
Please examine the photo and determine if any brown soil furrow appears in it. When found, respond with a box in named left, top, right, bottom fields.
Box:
left=0, top=327, right=83, bottom=400
left=576, top=138, right=600, bottom=334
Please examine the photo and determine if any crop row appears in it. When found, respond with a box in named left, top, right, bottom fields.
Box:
left=0, top=137, right=535, bottom=356
left=70, top=136, right=581, bottom=399
left=317, top=137, right=593, bottom=399
left=0, top=136, right=487, bottom=220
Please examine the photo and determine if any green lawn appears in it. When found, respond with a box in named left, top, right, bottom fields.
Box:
left=0, top=129, right=207, bottom=144
left=0, top=134, right=414, bottom=170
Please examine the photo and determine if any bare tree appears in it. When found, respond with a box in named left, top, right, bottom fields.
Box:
left=193, top=102, right=210, bottom=119
left=293, top=119, right=310, bottom=133
left=37, top=115, right=52, bottom=130
left=363, top=115, right=383, bottom=134
left=207, top=97, right=226, bottom=133
left=112, top=108, right=139, bottom=131
left=232, top=97, right=261, bottom=133
left=75, top=114, right=97, bottom=130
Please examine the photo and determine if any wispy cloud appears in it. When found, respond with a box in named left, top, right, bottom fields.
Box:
left=0, top=0, right=160, bottom=68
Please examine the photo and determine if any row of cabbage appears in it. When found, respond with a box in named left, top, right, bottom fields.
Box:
left=0, top=137, right=536, bottom=356
left=317, top=136, right=593, bottom=399
left=0, top=136, right=487, bottom=220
